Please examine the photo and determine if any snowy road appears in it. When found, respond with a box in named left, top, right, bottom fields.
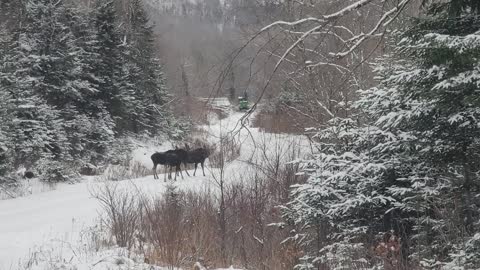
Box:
left=0, top=181, right=98, bottom=269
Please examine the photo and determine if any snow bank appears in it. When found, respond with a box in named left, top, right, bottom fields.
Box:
left=0, top=174, right=217, bottom=269
left=18, top=246, right=177, bottom=270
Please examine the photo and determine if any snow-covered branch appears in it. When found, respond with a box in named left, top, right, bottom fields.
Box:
left=332, top=0, right=412, bottom=58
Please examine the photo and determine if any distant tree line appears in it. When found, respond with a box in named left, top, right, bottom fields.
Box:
left=0, top=0, right=182, bottom=181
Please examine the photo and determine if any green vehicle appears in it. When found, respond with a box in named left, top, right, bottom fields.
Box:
left=238, top=97, right=249, bottom=111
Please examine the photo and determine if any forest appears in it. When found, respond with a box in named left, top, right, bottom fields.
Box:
left=0, top=0, right=479, bottom=269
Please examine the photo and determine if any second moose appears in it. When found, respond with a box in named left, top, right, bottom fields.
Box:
left=184, top=144, right=210, bottom=177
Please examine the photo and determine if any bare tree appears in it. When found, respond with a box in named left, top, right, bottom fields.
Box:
left=222, top=0, right=422, bottom=130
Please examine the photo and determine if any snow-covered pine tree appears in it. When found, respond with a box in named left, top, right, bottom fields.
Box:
left=0, top=0, right=119, bottom=179
left=0, top=24, right=13, bottom=177
left=61, top=5, right=117, bottom=167
left=0, top=0, right=181, bottom=179
left=0, top=0, right=22, bottom=29
left=0, top=0, right=70, bottom=171
left=122, top=0, right=170, bottom=135
left=92, top=0, right=133, bottom=135
left=284, top=0, right=480, bottom=268
left=0, top=86, right=12, bottom=177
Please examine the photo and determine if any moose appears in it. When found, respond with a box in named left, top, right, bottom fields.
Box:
left=184, top=144, right=210, bottom=177
left=151, top=151, right=183, bottom=181
left=151, top=144, right=211, bottom=180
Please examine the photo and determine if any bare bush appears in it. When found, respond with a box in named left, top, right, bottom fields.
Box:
left=92, top=184, right=140, bottom=251
left=221, top=180, right=301, bottom=270
left=173, top=97, right=229, bottom=126
left=216, top=135, right=305, bottom=269
left=141, top=185, right=187, bottom=268
left=253, top=133, right=307, bottom=203
left=102, top=161, right=151, bottom=182
left=253, top=107, right=316, bottom=134
left=209, top=135, right=240, bottom=168
left=208, top=130, right=305, bottom=269
left=93, top=176, right=302, bottom=269
left=182, top=189, right=219, bottom=265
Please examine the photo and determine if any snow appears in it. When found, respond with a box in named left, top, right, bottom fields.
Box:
left=17, top=247, right=181, bottom=270
left=0, top=98, right=310, bottom=269
left=0, top=179, right=98, bottom=269
left=0, top=175, right=214, bottom=269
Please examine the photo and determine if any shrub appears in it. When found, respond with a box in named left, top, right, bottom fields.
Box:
left=92, top=184, right=140, bottom=251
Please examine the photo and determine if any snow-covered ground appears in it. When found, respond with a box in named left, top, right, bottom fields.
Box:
left=0, top=99, right=310, bottom=270
left=0, top=175, right=215, bottom=269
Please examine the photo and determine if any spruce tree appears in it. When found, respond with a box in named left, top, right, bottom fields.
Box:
left=62, top=5, right=116, bottom=166
left=0, top=0, right=180, bottom=179
left=123, top=0, right=170, bottom=135
left=0, top=0, right=69, bottom=169
left=0, top=87, right=12, bottom=177
left=0, top=0, right=116, bottom=177
left=284, top=0, right=480, bottom=268
left=93, top=0, right=130, bottom=134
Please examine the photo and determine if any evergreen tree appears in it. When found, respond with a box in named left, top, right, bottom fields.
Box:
left=0, top=0, right=117, bottom=176
left=122, top=0, right=170, bottom=135
left=93, top=0, right=131, bottom=134
left=0, top=0, right=181, bottom=180
left=285, top=0, right=480, bottom=268
left=0, top=0, right=23, bottom=28
left=0, top=0, right=69, bottom=169
left=0, top=24, right=13, bottom=176
left=62, top=5, right=116, bottom=166
left=0, top=87, right=13, bottom=177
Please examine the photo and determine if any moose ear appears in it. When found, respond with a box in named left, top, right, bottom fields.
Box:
left=184, top=143, right=190, bottom=150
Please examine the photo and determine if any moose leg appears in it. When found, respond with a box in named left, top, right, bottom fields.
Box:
left=178, top=165, right=184, bottom=179
left=184, top=163, right=191, bottom=177
left=201, top=161, right=205, bottom=176
left=193, top=163, right=198, bottom=176
left=153, top=164, right=158, bottom=179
